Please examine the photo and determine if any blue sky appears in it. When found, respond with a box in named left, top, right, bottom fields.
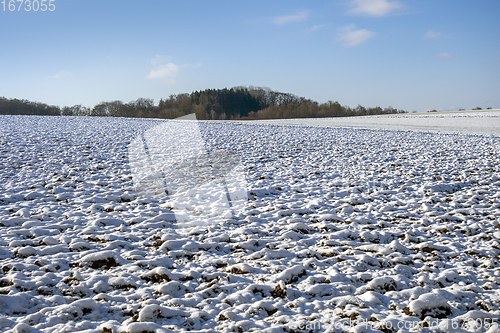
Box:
left=1, top=0, right=499, bottom=112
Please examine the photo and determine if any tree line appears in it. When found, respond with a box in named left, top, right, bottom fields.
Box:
left=0, top=86, right=408, bottom=120
left=0, top=97, right=60, bottom=116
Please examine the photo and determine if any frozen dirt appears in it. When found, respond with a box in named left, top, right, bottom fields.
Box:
left=1, top=115, right=500, bottom=333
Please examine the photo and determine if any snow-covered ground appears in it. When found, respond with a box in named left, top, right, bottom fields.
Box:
left=1, top=114, right=500, bottom=333
left=235, top=110, right=500, bottom=136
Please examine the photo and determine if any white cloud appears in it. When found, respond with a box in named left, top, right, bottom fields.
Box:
left=49, top=71, right=71, bottom=79
left=347, top=0, right=403, bottom=17
left=272, top=11, right=309, bottom=25
left=337, top=25, right=376, bottom=47
left=147, top=59, right=201, bottom=83
left=310, top=24, right=328, bottom=31
left=147, top=63, right=180, bottom=81
left=151, top=55, right=170, bottom=65
left=425, top=30, right=440, bottom=39
left=436, top=52, right=452, bottom=58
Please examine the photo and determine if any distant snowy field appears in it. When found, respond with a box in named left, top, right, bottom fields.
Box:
left=236, top=110, right=500, bottom=136
left=1, top=115, right=500, bottom=333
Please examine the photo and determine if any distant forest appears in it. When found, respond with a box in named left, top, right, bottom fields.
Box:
left=0, top=86, right=408, bottom=120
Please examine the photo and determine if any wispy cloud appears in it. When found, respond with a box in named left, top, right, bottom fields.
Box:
left=150, top=55, right=170, bottom=65
left=436, top=52, right=452, bottom=58
left=337, top=24, right=376, bottom=47
left=347, top=0, right=403, bottom=17
left=49, top=71, right=71, bottom=79
left=272, top=10, right=309, bottom=25
left=147, top=58, right=201, bottom=83
left=425, top=30, right=440, bottom=39
left=310, top=24, right=328, bottom=31
left=147, top=63, right=180, bottom=81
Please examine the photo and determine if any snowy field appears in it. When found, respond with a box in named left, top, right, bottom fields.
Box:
left=1, top=114, right=500, bottom=333
left=236, top=110, right=500, bottom=136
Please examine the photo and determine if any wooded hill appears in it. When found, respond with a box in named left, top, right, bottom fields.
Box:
left=0, top=86, right=408, bottom=120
